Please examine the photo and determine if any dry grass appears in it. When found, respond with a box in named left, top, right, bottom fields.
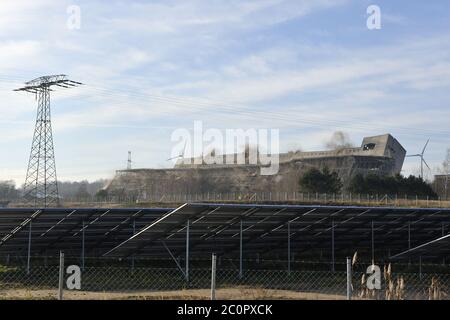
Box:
left=9, top=197, right=450, bottom=209
left=0, top=287, right=347, bottom=300
left=428, top=277, right=445, bottom=300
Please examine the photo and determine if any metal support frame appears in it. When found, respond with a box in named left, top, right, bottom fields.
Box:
left=408, top=222, right=412, bottom=265
left=443, top=223, right=446, bottom=266
left=371, top=220, right=375, bottom=264
left=186, top=219, right=190, bottom=282
left=239, top=220, right=243, bottom=278
left=162, top=241, right=186, bottom=277
left=331, top=220, right=335, bottom=272
left=287, top=221, right=291, bottom=274
left=27, top=221, right=32, bottom=274
left=131, top=219, right=136, bottom=272
left=419, top=256, right=422, bottom=279
left=81, top=220, right=85, bottom=270
left=408, top=222, right=411, bottom=249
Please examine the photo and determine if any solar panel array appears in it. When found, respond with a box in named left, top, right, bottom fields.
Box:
left=0, top=204, right=449, bottom=262
left=0, top=207, right=171, bottom=257
left=104, top=203, right=450, bottom=262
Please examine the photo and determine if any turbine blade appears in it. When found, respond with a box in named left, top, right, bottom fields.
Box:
left=406, top=154, right=421, bottom=157
left=421, top=139, right=430, bottom=155
left=182, top=140, right=188, bottom=157
left=167, top=155, right=181, bottom=161
left=422, top=158, right=431, bottom=170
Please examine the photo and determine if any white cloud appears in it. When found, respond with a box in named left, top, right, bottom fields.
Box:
left=1, top=0, right=450, bottom=182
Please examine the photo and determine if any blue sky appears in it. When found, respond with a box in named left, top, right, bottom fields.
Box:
left=0, top=0, right=449, bottom=184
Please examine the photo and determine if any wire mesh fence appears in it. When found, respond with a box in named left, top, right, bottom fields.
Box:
left=7, top=192, right=449, bottom=208
left=0, top=256, right=448, bottom=300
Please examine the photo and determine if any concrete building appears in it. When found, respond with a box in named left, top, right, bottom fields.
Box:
left=106, top=134, right=406, bottom=199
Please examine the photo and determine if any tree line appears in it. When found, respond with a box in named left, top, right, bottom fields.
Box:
left=299, top=168, right=438, bottom=198
left=0, top=180, right=108, bottom=201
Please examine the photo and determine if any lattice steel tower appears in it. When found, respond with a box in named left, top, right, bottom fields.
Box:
left=15, top=75, right=82, bottom=207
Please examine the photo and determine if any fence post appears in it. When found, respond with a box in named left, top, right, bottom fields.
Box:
left=346, top=257, right=352, bottom=300
left=131, top=219, right=136, bottom=273
left=27, top=222, right=32, bottom=275
left=239, top=220, right=243, bottom=279
left=287, top=221, right=291, bottom=275
left=186, top=220, right=190, bottom=283
left=211, top=253, right=217, bottom=300
left=331, top=220, right=335, bottom=272
left=58, top=251, right=65, bottom=300
left=81, top=220, right=85, bottom=271
left=419, top=256, right=422, bottom=280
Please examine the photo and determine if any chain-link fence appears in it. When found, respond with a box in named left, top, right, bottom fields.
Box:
left=5, top=192, right=450, bottom=208
left=0, top=256, right=448, bottom=300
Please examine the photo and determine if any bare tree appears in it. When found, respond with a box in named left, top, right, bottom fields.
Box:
left=0, top=180, right=20, bottom=200
left=433, top=148, right=450, bottom=199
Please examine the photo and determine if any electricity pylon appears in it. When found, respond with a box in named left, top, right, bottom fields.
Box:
left=15, top=75, right=82, bottom=207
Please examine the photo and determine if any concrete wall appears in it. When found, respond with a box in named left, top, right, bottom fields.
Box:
left=106, top=134, right=405, bottom=198
left=107, top=156, right=399, bottom=198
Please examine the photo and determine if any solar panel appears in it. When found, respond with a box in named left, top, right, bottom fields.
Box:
left=390, top=234, right=450, bottom=260
left=104, top=203, right=450, bottom=262
left=1, top=204, right=448, bottom=263
left=0, top=207, right=172, bottom=257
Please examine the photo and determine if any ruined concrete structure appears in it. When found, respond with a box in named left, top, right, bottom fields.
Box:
left=106, top=134, right=406, bottom=198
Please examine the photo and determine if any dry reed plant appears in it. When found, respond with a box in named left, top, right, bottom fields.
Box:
left=428, top=277, right=442, bottom=300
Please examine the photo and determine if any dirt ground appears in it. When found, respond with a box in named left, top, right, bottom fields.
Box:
left=0, top=288, right=346, bottom=300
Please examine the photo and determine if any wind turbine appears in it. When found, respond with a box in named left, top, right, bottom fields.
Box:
left=167, top=140, right=188, bottom=162
left=406, top=139, right=430, bottom=179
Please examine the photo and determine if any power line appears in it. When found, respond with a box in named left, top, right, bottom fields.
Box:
left=2, top=73, right=450, bottom=140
